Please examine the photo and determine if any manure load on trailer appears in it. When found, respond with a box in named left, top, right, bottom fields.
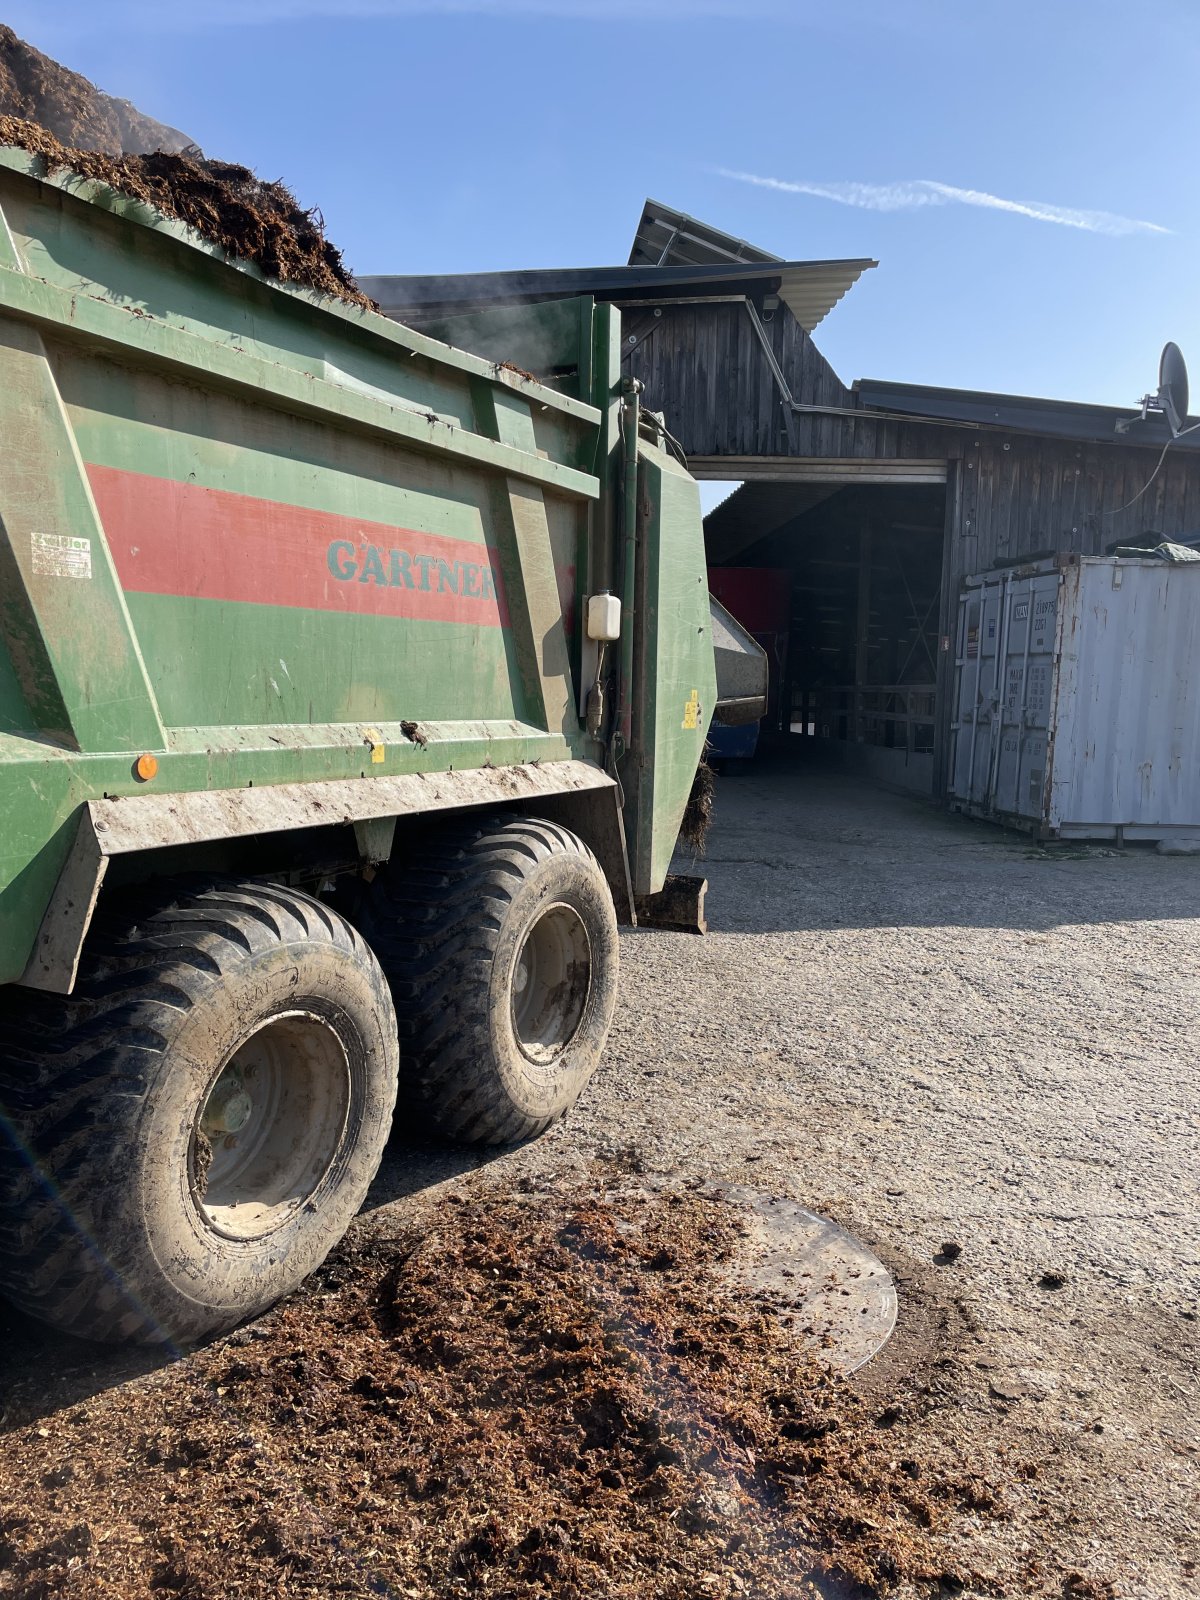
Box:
left=0, top=141, right=757, bottom=1345
left=0, top=24, right=196, bottom=155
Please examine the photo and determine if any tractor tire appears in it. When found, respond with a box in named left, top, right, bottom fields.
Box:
left=352, top=817, right=619, bottom=1145
left=0, top=880, right=398, bottom=1345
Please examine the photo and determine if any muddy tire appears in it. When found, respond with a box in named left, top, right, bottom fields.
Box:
left=0, top=881, right=398, bottom=1345
left=352, top=817, right=619, bottom=1145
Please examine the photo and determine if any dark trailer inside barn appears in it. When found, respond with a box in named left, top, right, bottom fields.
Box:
left=363, top=200, right=1200, bottom=800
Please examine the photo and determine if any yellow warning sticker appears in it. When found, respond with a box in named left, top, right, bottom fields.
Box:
left=682, top=689, right=701, bottom=731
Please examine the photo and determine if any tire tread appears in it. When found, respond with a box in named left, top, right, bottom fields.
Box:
left=350, top=816, right=614, bottom=1147
left=0, top=878, right=392, bottom=1343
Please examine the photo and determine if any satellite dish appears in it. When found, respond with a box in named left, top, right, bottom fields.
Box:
left=1115, top=341, right=1191, bottom=437
left=1158, top=341, right=1189, bottom=435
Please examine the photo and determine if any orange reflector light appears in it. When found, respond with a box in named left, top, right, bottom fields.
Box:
left=135, top=753, right=158, bottom=781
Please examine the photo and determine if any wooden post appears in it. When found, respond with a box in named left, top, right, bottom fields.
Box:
left=932, top=460, right=961, bottom=798
left=855, top=520, right=872, bottom=742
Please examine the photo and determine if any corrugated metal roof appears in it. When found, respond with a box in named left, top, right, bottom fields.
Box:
left=772, top=263, right=875, bottom=333
left=362, top=257, right=874, bottom=335
left=854, top=378, right=1200, bottom=450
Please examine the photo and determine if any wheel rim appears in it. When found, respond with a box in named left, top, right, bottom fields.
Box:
left=510, top=901, right=592, bottom=1064
left=191, top=1010, right=351, bottom=1241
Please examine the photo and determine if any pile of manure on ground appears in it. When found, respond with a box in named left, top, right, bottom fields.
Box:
left=0, top=1180, right=1008, bottom=1600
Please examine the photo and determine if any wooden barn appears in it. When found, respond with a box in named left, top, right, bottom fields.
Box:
left=363, top=202, right=1200, bottom=798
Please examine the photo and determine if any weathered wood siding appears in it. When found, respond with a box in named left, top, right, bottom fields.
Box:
left=623, top=300, right=947, bottom=460
left=951, top=433, right=1200, bottom=576
left=627, top=300, right=1200, bottom=593
left=630, top=298, right=1200, bottom=788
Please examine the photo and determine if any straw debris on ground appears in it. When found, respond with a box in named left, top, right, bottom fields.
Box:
left=680, top=755, right=717, bottom=856
left=0, top=1181, right=1003, bottom=1600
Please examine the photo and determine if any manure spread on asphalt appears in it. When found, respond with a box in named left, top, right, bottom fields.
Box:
left=0, top=1183, right=1007, bottom=1600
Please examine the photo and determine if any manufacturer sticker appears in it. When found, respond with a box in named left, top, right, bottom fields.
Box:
left=682, top=689, right=701, bottom=731
left=31, top=531, right=92, bottom=579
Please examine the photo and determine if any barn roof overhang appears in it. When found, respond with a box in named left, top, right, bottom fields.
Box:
left=361, top=255, right=875, bottom=336
left=854, top=378, right=1200, bottom=451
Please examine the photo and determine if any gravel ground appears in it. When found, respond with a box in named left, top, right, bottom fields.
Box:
left=1, top=750, right=1196, bottom=1597
left=401, top=748, right=1196, bottom=1596
left=592, top=752, right=1200, bottom=1596
left=376, top=748, right=1200, bottom=1587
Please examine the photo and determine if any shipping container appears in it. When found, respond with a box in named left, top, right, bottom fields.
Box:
left=950, top=554, right=1200, bottom=839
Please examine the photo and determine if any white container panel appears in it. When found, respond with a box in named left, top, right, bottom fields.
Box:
left=1053, top=560, right=1200, bottom=834
left=950, top=555, right=1200, bottom=839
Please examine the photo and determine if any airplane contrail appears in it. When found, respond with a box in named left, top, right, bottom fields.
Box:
left=718, top=168, right=1170, bottom=238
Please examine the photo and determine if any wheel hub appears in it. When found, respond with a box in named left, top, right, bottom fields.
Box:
left=511, top=901, right=592, bottom=1065
left=191, top=1010, right=352, bottom=1241
left=200, top=1070, right=253, bottom=1137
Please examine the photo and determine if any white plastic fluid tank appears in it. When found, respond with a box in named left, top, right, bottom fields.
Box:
left=586, top=591, right=622, bottom=642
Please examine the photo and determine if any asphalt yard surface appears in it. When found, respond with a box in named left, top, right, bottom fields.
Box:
left=1, top=750, right=1196, bottom=1598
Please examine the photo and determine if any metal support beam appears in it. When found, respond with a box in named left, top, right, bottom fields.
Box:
left=689, top=457, right=949, bottom=484
left=472, top=380, right=575, bottom=737
left=741, top=300, right=799, bottom=453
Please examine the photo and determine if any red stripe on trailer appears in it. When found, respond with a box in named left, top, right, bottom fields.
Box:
left=88, top=464, right=510, bottom=627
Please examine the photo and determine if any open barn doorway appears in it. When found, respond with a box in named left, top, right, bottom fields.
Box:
left=703, top=476, right=949, bottom=795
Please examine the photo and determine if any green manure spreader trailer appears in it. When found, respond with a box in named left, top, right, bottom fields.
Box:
left=0, top=146, right=769, bottom=1345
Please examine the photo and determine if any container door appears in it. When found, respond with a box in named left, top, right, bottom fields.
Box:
left=950, top=578, right=1003, bottom=807
left=951, top=569, right=1059, bottom=824
left=1051, top=558, right=1200, bottom=835
left=989, top=570, right=1059, bottom=824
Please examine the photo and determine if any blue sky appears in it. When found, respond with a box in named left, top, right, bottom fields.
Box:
left=10, top=1, right=1198, bottom=423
